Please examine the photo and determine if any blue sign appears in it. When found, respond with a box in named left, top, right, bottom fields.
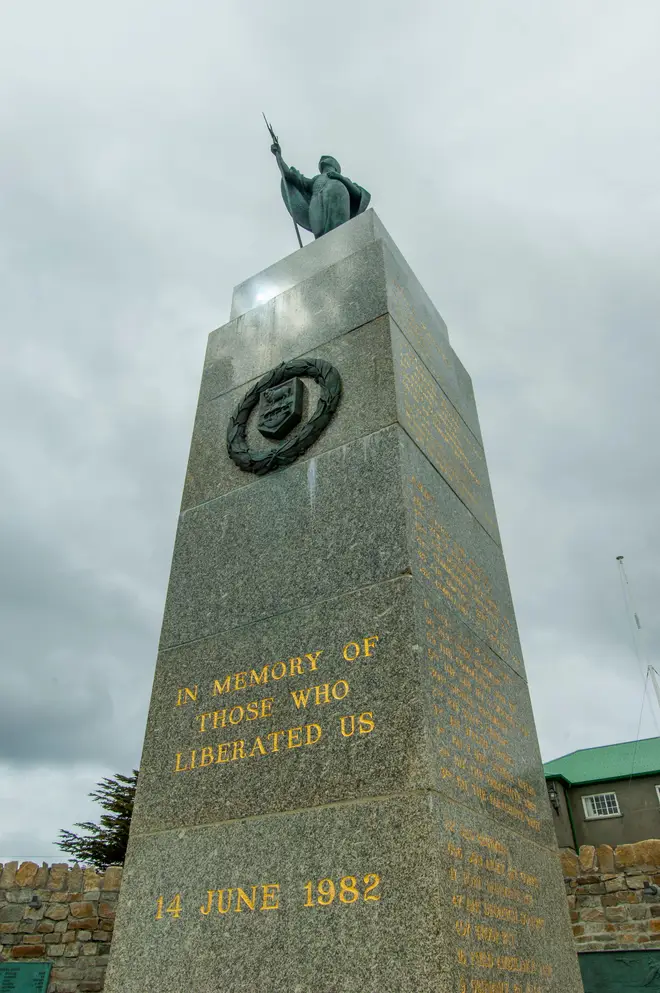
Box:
left=0, top=963, right=51, bottom=993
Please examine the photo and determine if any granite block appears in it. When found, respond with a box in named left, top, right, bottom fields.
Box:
left=230, top=210, right=385, bottom=319
left=429, top=796, right=584, bottom=993
left=392, top=322, right=499, bottom=543
left=132, top=576, right=424, bottom=835
left=202, top=239, right=389, bottom=403
left=161, top=425, right=408, bottom=649
left=413, top=581, right=554, bottom=847
left=182, top=315, right=397, bottom=512
left=135, top=564, right=551, bottom=848
left=106, top=796, right=451, bottom=993
left=106, top=794, right=581, bottom=993
left=402, top=433, right=524, bottom=676
left=230, top=211, right=450, bottom=362
left=453, top=351, right=482, bottom=437
left=381, top=244, right=482, bottom=446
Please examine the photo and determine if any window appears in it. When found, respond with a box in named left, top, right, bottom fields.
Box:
left=582, top=792, right=620, bottom=819
left=656, top=785, right=660, bottom=805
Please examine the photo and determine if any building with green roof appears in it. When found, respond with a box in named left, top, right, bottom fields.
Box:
left=543, top=737, right=660, bottom=850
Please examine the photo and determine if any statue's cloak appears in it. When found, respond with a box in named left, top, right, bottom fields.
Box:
left=281, top=168, right=371, bottom=234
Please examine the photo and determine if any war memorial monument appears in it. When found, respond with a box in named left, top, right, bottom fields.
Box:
left=104, top=136, right=584, bottom=992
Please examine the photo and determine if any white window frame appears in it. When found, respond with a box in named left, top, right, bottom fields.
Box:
left=655, top=785, right=660, bottom=805
left=582, top=792, right=621, bottom=820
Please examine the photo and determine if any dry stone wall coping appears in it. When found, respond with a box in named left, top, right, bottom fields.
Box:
left=0, top=861, right=122, bottom=993
left=560, top=840, right=660, bottom=954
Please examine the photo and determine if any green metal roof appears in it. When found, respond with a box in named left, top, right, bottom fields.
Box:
left=543, top=736, right=660, bottom=786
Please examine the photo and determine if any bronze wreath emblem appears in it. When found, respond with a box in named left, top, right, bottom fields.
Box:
left=226, top=358, right=342, bottom=475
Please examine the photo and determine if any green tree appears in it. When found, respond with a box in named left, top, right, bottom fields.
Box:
left=57, top=771, right=138, bottom=869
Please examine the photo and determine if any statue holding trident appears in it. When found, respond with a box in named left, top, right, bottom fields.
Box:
left=263, top=115, right=371, bottom=243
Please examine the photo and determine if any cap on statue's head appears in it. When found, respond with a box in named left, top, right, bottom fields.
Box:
left=319, top=155, right=341, bottom=174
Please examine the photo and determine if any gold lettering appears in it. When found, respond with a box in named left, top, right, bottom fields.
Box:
left=291, top=687, right=312, bottom=709
left=217, top=742, right=230, bottom=763
left=234, top=672, right=247, bottom=691
left=363, top=635, right=379, bottom=656
left=196, top=712, right=212, bottom=732
left=250, top=666, right=269, bottom=686
left=306, top=723, right=322, bottom=745
left=250, top=736, right=267, bottom=757
left=343, top=641, right=360, bottom=661
left=246, top=701, right=259, bottom=721
left=176, top=686, right=198, bottom=706
left=212, top=710, right=228, bottom=729
left=261, top=884, right=280, bottom=911
left=289, top=657, right=304, bottom=675
left=235, top=886, right=257, bottom=912
left=268, top=730, right=285, bottom=752
left=305, top=650, right=323, bottom=670
left=190, top=749, right=197, bottom=769
left=332, top=680, right=349, bottom=700
left=213, top=676, right=231, bottom=696
left=261, top=697, right=274, bottom=718
left=174, top=752, right=189, bottom=773
left=200, top=890, right=214, bottom=915
left=359, top=711, right=375, bottom=734
left=314, top=683, right=332, bottom=705
left=200, top=746, right=214, bottom=767
left=232, top=740, right=246, bottom=761
left=271, top=662, right=287, bottom=680
left=288, top=727, right=303, bottom=748
left=229, top=705, right=244, bottom=725
left=217, top=889, right=233, bottom=914
left=339, top=715, right=355, bottom=737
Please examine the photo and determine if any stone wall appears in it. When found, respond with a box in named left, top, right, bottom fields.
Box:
left=0, top=861, right=121, bottom=993
left=561, top=840, right=660, bottom=952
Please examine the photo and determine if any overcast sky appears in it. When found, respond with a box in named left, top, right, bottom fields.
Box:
left=1, top=0, right=659, bottom=862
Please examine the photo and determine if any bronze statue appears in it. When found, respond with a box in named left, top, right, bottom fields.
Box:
left=264, top=116, right=370, bottom=244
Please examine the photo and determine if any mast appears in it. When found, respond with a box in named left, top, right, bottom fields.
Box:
left=616, top=555, right=660, bottom=727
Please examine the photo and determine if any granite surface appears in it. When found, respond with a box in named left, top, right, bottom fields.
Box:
left=402, top=433, right=524, bottom=676
left=208, top=220, right=483, bottom=454
left=106, top=793, right=581, bottom=993
left=105, top=795, right=451, bottom=993
left=183, top=313, right=492, bottom=540
left=381, top=244, right=482, bottom=446
left=429, top=795, right=584, bottom=993
left=229, top=209, right=449, bottom=331
left=161, top=425, right=409, bottom=649
left=413, top=581, right=554, bottom=847
left=182, top=315, right=396, bottom=511
left=166, top=424, right=522, bottom=674
left=230, top=209, right=385, bottom=319
left=392, top=322, right=499, bottom=543
left=202, top=239, right=389, bottom=403
left=132, top=576, right=425, bottom=835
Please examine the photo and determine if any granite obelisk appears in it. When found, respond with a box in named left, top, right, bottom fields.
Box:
left=104, top=210, right=583, bottom=993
